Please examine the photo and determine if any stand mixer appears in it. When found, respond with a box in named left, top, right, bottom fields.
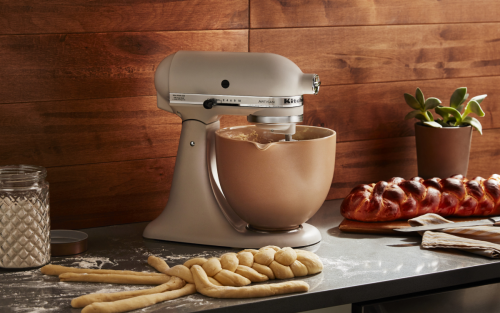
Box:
left=143, top=51, right=323, bottom=248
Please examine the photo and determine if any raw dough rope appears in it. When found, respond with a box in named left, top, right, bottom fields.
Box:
left=190, top=265, right=309, bottom=299
left=41, top=264, right=166, bottom=276
left=40, top=246, right=322, bottom=313
left=59, top=272, right=171, bottom=285
left=81, top=284, right=196, bottom=313
left=71, top=276, right=185, bottom=308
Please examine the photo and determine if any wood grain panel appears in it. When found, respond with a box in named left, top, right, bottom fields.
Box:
left=328, top=135, right=417, bottom=200
left=49, top=157, right=175, bottom=229
left=327, top=129, right=500, bottom=200
left=251, top=0, right=500, bottom=29
left=0, top=96, right=181, bottom=168
left=468, top=129, right=500, bottom=179
left=0, top=0, right=248, bottom=35
left=0, top=30, right=248, bottom=104
left=250, top=24, right=500, bottom=86
left=304, top=76, right=500, bottom=143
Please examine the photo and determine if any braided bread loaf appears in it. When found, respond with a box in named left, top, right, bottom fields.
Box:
left=341, top=174, right=500, bottom=222
left=162, top=246, right=323, bottom=288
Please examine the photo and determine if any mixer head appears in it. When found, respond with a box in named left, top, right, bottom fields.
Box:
left=154, top=51, right=320, bottom=140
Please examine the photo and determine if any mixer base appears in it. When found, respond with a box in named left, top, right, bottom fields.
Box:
left=144, top=221, right=321, bottom=249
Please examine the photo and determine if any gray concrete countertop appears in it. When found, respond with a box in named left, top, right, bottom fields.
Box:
left=2, top=199, right=500, bottom=313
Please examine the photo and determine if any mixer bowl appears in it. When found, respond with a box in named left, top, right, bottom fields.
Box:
left=215, top=125, right=336, bottom=231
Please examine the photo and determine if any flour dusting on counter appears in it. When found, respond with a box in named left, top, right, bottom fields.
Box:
left=66, top=257, right=118, bottom=269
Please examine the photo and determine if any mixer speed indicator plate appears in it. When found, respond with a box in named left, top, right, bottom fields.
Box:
left=169, top=93, right=303, bottom=108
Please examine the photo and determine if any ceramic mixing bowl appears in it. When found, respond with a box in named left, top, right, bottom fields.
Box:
left=215, top=125, right=336, bottom=231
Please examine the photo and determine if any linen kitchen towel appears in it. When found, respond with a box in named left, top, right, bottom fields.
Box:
left=408, top=213, right=500, bottom=258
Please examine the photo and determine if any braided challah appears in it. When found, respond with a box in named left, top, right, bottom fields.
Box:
left=162, top=245, right=323, bottom=294
left=341, top=174, right=500, bottom=222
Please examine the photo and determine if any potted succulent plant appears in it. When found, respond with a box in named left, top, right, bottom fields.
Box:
left=403, top=87, right=487, bottom=179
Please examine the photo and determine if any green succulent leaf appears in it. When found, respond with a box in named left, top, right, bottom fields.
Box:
left=450, top=87, right=467, bottom=109
left=404, top=93, right=422, bottom=110
left=459, top=93, right=469, bottom=106
left=423, top=121, right=443, bottom=128
left=437, top=107, right=462, bottom=125
left=424, top=97, right=442, bottom=110
left=463, top=116, right=483, bottom=135
left=470, top=94, right=487, bottom=104
left=426, top=110, right=434, bottom=121
left=405, top=110, right=423, bottom=120
left=435, top=119, right=450, bottom=127
left=416, top=88, right=425, bottom=106
left=434, top=106, right=448, bottom=119
left=463, top=100, right=486, bottom=118
left=414, top=113, right=428, bottom=121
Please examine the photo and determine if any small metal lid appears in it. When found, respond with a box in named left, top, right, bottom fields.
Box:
left=50, top=230, right=88, bottom=256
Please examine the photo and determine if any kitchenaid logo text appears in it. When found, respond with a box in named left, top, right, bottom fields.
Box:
left=284, top=98, right=302, bottom=104
left=172, top=94, right=185, bottom=101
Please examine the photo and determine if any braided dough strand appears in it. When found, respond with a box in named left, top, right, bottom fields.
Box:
left=147, top=256, right=170, bottom=273
left=41, top=264, right=165, bottom=277
left=71, top=276, right=185, bottom=308
left=190, top=265, right=309, bottom=298
left=162, top=265, right=194, bottom=283
left=81, top=283, right=196, bottom=313
left=59, top=273, right=170, bottom=285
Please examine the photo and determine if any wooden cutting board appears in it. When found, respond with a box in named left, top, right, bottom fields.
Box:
left=339, top=217, right=486, bottom=235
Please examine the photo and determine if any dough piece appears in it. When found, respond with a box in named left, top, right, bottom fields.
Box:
left=269, top=261, right=294, bottom=280
left=238, top=249, right=258, bottom=255
left=147, top=256, right=169, bottom=273
left=59, top=273, right=170, bottom=285
left=296, top=253, right=323, bottom=275
left=184, top=258, right=207, bottom=269
left=71, top=277, right=185, bottom=308
left=202, top=258, right=222, bottom=277
left=40, top=264, right=165, bottom=277
left=81, top=283, right=196, bottom=313
left=213, top=269, right=251, bottom=287
left=237, top=252, right=254, bottom=267
left=163, top=265, right=194, bottom=284
left=208, top=277, right=223, bottom=286
left=252, top=263, right=275, bottom=280
left=235, top=265, right=268, bottom=283
left=262, top=245, right=281, bottom=252
left=274, top=247, right=297, bottom=266
left=295, top=249, right=320, bottom=260
left=191, top=265, right=309, bottom=299
left=290, top=260, right=308, bottom=277
left=220, top=253, right=238, bottom=272
left=254, top=248, right=276, bottom=266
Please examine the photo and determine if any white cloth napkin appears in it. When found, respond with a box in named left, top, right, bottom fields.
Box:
left=408, top=213, right=500, bottom=258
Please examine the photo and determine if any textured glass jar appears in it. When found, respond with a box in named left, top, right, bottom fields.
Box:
left=0, top=165, right=50, bottom=268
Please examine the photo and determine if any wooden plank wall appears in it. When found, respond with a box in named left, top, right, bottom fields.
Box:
left=1, top=0, right=499, bottom=229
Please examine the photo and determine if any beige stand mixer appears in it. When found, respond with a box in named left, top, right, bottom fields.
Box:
left=143, top=51, right=325, bottom=248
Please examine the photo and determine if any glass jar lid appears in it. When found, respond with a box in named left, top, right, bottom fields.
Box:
left=0, top=164, right=47, bottom=183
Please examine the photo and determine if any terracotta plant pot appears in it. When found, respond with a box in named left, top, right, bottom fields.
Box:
left=415, top=122, right=472, bottom=179
left=215, top=125, right=336, bottom=231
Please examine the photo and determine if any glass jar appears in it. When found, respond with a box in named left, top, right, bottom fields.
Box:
left=0, top=165, right=50, bottom=268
